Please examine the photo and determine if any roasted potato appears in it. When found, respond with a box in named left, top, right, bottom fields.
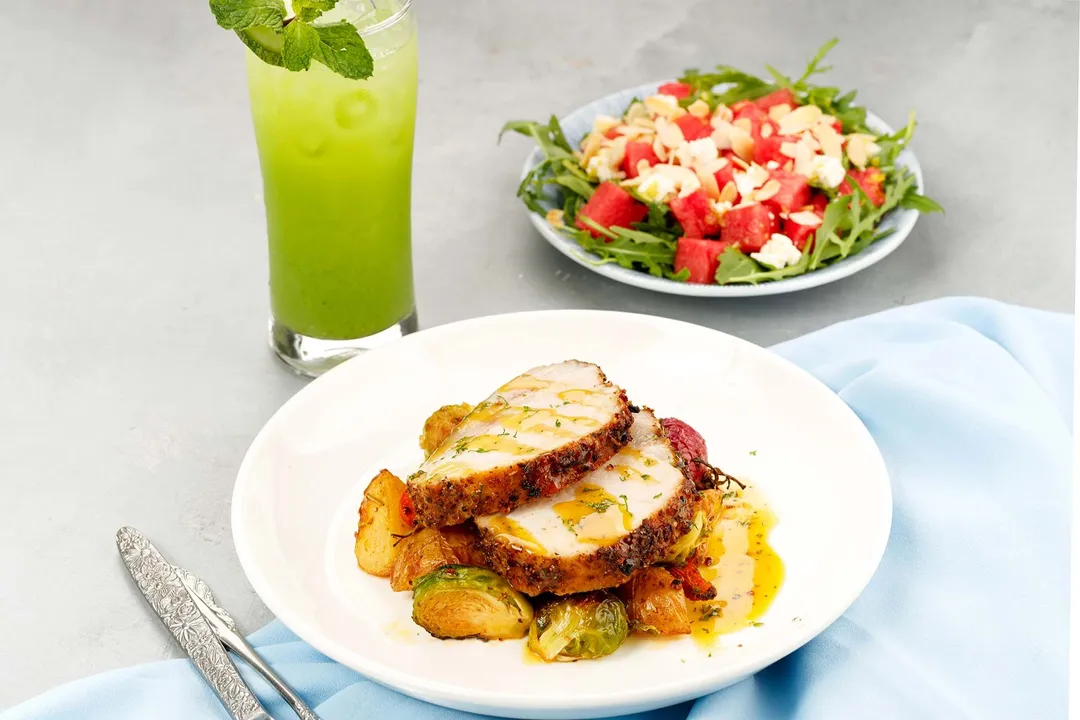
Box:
left=389, top=527, right=458, bottom=591
left=528, top=592, right=629, bottom=661
left=354, top=470, right=413, bottom=577
left=412, top=565, right=534, bottom=640
left=419, top=403, right=473, bottom=456
left=617, top=567, right=690, bottom=636
left=440, top=522, right=490, bottom=569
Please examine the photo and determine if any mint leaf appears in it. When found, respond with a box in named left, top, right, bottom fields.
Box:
left=209, top=0, right=285, bottom=30
left=282, top=21, right=319, bottom=71
left=292, top=0, right=338, bottom=22
left=313, top=21, right=374, bottom=80
left=280, top=21, right=317, bottom=71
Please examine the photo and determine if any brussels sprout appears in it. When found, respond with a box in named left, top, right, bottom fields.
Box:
left=412, top=565, right=533, bottom=640
left=664, top=510, right=707, bottom=564
left=527, top=592, right=629, bottom=662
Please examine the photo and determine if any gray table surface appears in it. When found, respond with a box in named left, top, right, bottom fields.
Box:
left=1, top=0, right=1075, bottom=709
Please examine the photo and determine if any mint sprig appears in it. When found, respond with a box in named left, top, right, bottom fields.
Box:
left=209, top=0, right=374, bottom=80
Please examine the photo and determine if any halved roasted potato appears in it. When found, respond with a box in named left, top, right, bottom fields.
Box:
left=412, top=565, right=534, bottom=640
left=617, top=567, right=690, bottom=636
left=440, top=522, right=490, bottom=569
left=418, top=403, right=473, bottom=456
left=354, top=470, right=413, bottom=577
left=389, top=527, right=458, bottom=591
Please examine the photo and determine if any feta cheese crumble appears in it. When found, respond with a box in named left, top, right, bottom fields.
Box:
left=750, top=233, right=803, bottom=269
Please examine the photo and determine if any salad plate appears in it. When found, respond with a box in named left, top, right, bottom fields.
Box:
left=507, top=42, right=940, bottom=297
left=232, top=310, right=892, bottom=719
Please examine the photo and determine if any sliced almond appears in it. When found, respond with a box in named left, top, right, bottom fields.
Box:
left=710, top=124, right=732, bottom=150
left=652, top=136, right=669, bottom=162
left=687, top=99, right=711, bottom=119
left=845, top=133, right=880, bottom=170
left=730, top=155, right=750, bottom=170
left=792, top=141, right=816, bottom=178
left=753, top=179, right=781, bottom=202
left=580, top=132, right=603, bottom=164
left=768, top=103, right=792, bottom=122
left=788, top=210, right=823, bottom=227
left=731, top=130, right=754, bottom=162
left=645, top=94, right=681, bottom=119
left=780, top=141, right=800, bottom=159
left=702, top=156, right=729, bottom=175
left=592, top=115, right=621, bottom=134
left=631, top=116, right=657, bottom=130
left=625, top=102, right=649, bottom=123
left=719, top=181, right=738, bottom=204
left=618, top=125, right=654, bottom=141
left=697, top=167, right=721, bottom=200
left=712, top=104, right=734, bottom=123
left=546, top=208, right=565, bottom=227
left=655, top=117, right=685, bottom=149
left=606, top=136, right=628, bottom=166
left=733, top=117, right=753, bottom=134
left=777, top=104, right=823, bottom=135
left=811, top=123, right=843, bottom=159
left=799, top=130, right=821, bottom=152
left=783, top=160, right=794, bottom=172
left=761, top=123, right=774, bottom=138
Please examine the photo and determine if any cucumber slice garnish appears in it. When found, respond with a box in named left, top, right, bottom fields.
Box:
left=236, top=26, right=284, bottom=67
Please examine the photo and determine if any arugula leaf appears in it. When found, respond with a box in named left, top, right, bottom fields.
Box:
left=900, top=188, right=945, bottom=214
left=575, top=231, right=676, bottom=278
left=794, top=38, right=838, bottom=86
left=292, top=0, right=337, bottom=22
left=553, top=175, right=595, bottom=199
left=209, top=0, right=285, bottom=29
left=714, top=247, right=762, bottom=284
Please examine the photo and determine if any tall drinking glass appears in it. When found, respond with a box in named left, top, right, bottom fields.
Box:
left=245, top=0, right=418, bottom=376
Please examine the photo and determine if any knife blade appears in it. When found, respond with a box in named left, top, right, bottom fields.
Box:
left=116, top=527, right=271, bottom=720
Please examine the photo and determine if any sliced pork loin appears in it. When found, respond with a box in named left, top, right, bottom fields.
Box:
left=406, top=360, right=633, bottom=528
left=475, top=408, right=696, bottom=596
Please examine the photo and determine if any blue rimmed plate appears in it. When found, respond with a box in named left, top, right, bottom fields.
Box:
left=520, top=82, right=926, bottom=297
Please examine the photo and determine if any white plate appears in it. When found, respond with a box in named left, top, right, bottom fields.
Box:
left=521, top=83, right=926, bottom=297
left=232, top=311, right=892, bottom=719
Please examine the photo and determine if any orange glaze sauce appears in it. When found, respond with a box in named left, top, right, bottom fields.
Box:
left=485, top=516, right=546, bottom=554
left=553, top=483, right=633, bottom=545
left=690, top=487, right=783, bottom=646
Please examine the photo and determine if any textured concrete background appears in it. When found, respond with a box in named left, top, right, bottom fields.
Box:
left=0, top=0, right=1075, bottom=708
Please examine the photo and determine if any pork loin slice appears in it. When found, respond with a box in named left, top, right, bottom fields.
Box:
left=475, top=408, right=696, bottom=596
left=406, top=360, right=633, bottom=528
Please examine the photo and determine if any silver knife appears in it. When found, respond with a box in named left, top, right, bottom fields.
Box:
left=177, top=567, right=320, bottom=720
left=116, top=527, right=271, bottom=720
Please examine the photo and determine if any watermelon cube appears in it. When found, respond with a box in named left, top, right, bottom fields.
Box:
left=763, top=169, right=811, bottom=213
left=658, top=82, right=693, bottom=100
left=753, top=133, right=797, bottom=166
left=714, top=161, right=738, bottom=200
left=670, top=189, right=721, bottom=238
left=810, top=192, right=829, bottom=214
left=675, top=237, right=733, bottom=284
left=754, top=88, right=798, bottom=112
left=784, top=218, right=817, bottom=250
left=733, top=103, right=773, bottom=139
left=622, top=141, right=659, bottom=178
left=575, top=182, right=649, bottom=239
left=721, top=203, right=773, bottom=252
left=674, top=114, right=712, bottom=141
left=839, top=168, right=887, bottom=207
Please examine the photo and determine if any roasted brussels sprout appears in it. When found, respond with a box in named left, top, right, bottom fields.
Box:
left=412, top=565, right=533, bottom=640
left=527, top=592, right=629, bottom=662
left=664, top=509, right=707, bottom=564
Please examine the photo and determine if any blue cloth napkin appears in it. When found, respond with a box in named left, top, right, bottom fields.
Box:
left=5, top=297, right=1071, bottom=720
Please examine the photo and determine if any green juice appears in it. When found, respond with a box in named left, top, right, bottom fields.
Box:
left=246, top=8, right=418, bottom=341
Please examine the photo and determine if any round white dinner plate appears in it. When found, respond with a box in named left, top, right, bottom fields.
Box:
left=233, top=311, right=892, bottom=719
left=520, top=82, right=925, bottom=297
